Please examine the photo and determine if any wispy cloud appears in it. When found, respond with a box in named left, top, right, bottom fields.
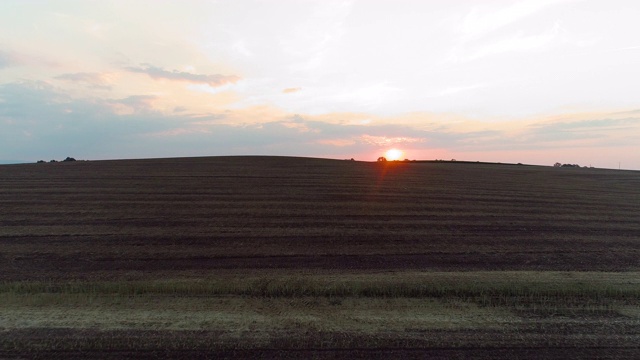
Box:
left=280, top=1, right=353, bottom=72
left=456, top=0, right=568, bottom=42
left=527, top=117, right=640, bottom=143
left=446, top=0, right=583, bottom=64
left=145, top=127, right=211, bottom=138
left=106, top=95, right=158, bottom=115
left=124, top=64, right=240, bottom=87
left=359, top=135, right=424, bottom=147
left=0, top=46, right=65, bottom=70
left=316, top=138, right=356, bottom=147
left=462, top=115, right=640, bottom=152
left=1, top=79, right=638, bottom=168
left=609, top=45, right=640, bottom=52
left=0, top=49, right=23, bottom=69
left=450, top=21, right=563, bottom=63
left=471, top=22, right=561, bottom=60
left=438, top=83, right=487, bottom=96
left=282, top=87, right=302, bottom=94
left=55, top=72, right=114, bottom=90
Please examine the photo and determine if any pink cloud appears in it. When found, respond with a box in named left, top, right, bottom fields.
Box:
left=106, top=95, right=158, bottom=115
left=0, top=50, right=18, bottom=68
left=316, top=138, right=357, bottom=147
left=359, top=135, right=424, bottom=147
left=55, top=72, right=114, bottom=90
left=282, top=87, right=302, bottom=94
left=125, top=64, right=240, bottom=87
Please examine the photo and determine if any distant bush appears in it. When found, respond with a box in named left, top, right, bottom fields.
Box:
left=41, top=157, right=78, bottom=163
left=377, top=157, right=387, bottom=162
left=554, top=163, right=581, bottom=168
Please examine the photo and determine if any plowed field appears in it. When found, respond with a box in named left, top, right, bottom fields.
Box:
left=1, top=157, right=639, bottom=358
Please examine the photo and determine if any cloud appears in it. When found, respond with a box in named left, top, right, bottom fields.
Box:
left=450, top=115, right=640, bottom=153
left=467, top=22, right=561, bottom=60
left=282, top=87, right=302, bottom=94
left=531, top=117, right=640, bottom=133
left=316, top=138, right=356, bottom=147
left=0, top=50, right=20, bottom=69
left=106, top=95, right=158, bottom=115
left=456, top=0, right=569, bottom=42
left=0, top=82, right=440, bottom=160
left=449, top=21, right=563, bottom=63
left=524, top=117, right=640, bottom=146
left=280, top=1, right=353, bottom=72
left=232, top=40, right=253, bottom=57
left=438, top=83, right=487, bottom=96
left=0, top=81, right=185, bottom=159
left=359, top=135, right=424, bottom=147
left=447, top=1, right=584, bottom=64
left=124, top=64, right=240, bottom=87
left=0, top=47, right=64, bottom=70
left=1, top=80, right=639, bottom=168
left=55, top=72, right=114, bottom=90
left=611, top=45, right=640, bottom=51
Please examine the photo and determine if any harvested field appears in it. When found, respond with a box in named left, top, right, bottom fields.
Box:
left=1, top=156, right=639, bottom=358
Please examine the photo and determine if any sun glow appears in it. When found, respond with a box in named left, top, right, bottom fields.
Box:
left=385, top=148, right=404, bottom=161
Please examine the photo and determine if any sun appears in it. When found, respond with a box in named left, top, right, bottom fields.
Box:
left=384, top=148, right=404, bottom=161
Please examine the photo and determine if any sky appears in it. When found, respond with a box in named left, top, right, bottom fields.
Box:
left=1, top=0, right=639, bottom=169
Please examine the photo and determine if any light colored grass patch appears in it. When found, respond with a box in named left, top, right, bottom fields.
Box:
left=1, top=271, right=636, bottom=337
left=618, top=306, right=640, bottom=318
left=0, top=295, right=516, bottom=333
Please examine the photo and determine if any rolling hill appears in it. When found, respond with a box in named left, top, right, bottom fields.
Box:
left=1, top=156, right=639, bottom=358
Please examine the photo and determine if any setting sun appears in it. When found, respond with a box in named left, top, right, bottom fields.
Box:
left=385, top=148, right=404, bottom=161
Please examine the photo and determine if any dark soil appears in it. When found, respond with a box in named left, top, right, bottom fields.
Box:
left=1, top=156, right=640, bottom=358
left=2, top=327, right=639, bottom=359
left=1, top=156, right=639, bottom=280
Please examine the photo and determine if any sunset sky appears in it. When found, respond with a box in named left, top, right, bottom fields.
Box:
left=1, top=0, right=639, bottom=169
